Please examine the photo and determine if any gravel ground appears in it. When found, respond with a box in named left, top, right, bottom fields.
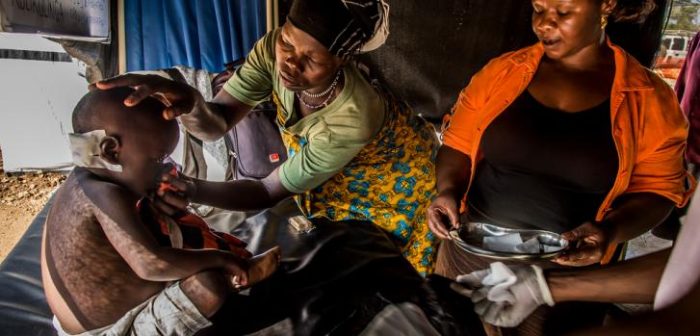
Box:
left=0, top=147, right=66, bottom=262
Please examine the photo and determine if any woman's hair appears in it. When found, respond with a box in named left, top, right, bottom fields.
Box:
left=610, top=0, right=657, bottom=24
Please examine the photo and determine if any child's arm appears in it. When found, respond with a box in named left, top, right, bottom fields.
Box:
left=89, top=182, right=249, bottom=285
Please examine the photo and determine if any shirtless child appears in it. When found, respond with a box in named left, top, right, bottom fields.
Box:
left=41, top=87, right=280, bottom=336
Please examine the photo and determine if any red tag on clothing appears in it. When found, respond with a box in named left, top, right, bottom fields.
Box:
left=269, top=153, right=280, bottom=163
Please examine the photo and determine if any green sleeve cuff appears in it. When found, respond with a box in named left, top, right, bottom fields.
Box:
left=222, top=74, right=265, bottom=107
left=278, top=162, right=308, bottom=194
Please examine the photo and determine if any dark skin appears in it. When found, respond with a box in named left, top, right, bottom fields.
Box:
left=93, top=21, right=346, bottom=213
left=547, top=248, right=670, bottom=304
left=428, top=0, right=675, bottom=267
left=41, top=90, right=279, bottom=333
left=569, top=274, right=700, bottom=335
left=550, top=247, right=700, bottom=335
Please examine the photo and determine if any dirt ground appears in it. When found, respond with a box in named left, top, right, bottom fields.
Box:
left=0, top=147, right=66, bottom=262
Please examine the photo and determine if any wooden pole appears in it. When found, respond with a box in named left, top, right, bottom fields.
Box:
left=118, top=0, right=126, bottom=74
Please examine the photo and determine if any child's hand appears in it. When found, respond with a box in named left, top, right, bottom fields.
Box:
left=230, top=274, right=247, bottom=290
left=230, top=246, right=281, bottom=290
left=221, top=255, right=249, bottom=289
left=154, top=171, right=196, bottom=217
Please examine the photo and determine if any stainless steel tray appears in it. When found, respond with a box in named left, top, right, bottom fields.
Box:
left=448, top=222, right=569, bottom=260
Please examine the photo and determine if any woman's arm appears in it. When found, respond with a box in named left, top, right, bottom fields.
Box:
left=179, top=89, right=254, bottom=141
left=435, top=146, right=472, bottom=201
left=554, top=193, right=674, bottom=266
left=191, top=167, right=292, bottom=211
left=603, top=193, right=675, bottom=245
left=427, top=146, right=471, bottom=239
left=156, top=167, right=292, bottom=213
left=549, top=248, right=670, bottom=304
left=430, top=55, right=507, bottom=238
left=569, top=262, right=700, bottom=336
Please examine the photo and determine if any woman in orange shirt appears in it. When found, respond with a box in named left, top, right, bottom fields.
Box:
left=428, top=0, right=692, bottom=334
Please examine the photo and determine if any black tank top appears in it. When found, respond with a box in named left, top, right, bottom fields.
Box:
left=467, top=90, right=618, bottom=233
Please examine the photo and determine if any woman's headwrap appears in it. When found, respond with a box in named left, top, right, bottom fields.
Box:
left=287, top=0, right=390, bottom=59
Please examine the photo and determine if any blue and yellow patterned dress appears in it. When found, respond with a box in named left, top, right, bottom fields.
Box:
left=275, top=89, right=439, bottom=275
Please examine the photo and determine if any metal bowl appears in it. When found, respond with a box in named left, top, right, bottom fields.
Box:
left=448, top=222, right=569, bottom=260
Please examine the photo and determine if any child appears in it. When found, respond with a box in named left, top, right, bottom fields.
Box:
left=41, top=87, right=279, bottom=335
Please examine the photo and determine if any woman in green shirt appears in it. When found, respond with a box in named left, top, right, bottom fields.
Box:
left=96, top=0, right=439, bottom=275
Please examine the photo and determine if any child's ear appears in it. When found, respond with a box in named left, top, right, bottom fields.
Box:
left=99, top=136, right=121, bottom=165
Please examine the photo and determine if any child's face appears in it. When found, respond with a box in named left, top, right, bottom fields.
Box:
left=118, top=121, right=179, bottom=196
left=81, top=88, right=180, bottom=196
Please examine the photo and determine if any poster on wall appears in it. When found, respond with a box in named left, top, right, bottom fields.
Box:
left=0, top=0, right=109, bottom=42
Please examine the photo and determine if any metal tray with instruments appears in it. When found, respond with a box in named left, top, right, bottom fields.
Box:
left=448, top=222, right=569, bottom=260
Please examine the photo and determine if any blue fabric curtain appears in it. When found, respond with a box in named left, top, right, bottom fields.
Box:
left=125, top=0, right=266, bottom=72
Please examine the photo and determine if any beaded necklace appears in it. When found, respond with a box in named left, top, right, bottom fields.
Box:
left=296, top=70, right=342, bottom=109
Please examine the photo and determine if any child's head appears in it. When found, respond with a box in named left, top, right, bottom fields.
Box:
left=72, top=87, right=180, bottom=195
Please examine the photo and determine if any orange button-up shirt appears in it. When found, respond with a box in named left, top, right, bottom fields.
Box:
left=443, top=39, right=694, bottom=263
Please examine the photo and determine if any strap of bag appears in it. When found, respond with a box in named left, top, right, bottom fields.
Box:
left=223, top=131, right=239, bottom=181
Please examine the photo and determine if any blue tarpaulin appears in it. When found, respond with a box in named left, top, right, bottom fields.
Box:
left=125, top=0, right=266, bottom=72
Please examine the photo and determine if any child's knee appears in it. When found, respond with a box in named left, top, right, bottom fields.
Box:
left=180, top=271, right=228, bottom=318
left=188, top=271, right=228, bottom=297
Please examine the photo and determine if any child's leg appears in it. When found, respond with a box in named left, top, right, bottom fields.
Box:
left=123, top=274, right=223, bottom=335
left=249, top=246, right=281, bottom=285
left=180, top=271, right=229, bottom=318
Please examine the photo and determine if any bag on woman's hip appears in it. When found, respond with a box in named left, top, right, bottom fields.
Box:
left=223, top=102, right=287, bottom=180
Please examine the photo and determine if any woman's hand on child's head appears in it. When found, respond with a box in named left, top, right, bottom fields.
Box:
left=553, top=222, right=608, bottom=267
left=153, top=173, right=196, bottom=217
left=427, top=193, right=461, bottom=240
left=91, top=74, right=202, bottom=120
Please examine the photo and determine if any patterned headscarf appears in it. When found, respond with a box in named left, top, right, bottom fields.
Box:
left=287, top=0, right=390, bottom=59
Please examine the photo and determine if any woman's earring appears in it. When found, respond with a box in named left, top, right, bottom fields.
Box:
left=601, top=15, right=608, bottom=30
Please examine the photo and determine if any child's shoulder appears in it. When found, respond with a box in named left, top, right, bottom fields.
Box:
left=72, top=168, right=138, bottom=213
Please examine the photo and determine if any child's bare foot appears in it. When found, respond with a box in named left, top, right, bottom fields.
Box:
left=248, top=246, right=281, bottom=285
left=231, top=246, right=281, bottom=290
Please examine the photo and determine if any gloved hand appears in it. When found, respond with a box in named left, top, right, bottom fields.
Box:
left=450, top=262, right=555, bottom=328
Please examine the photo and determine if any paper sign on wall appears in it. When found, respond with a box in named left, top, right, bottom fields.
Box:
left=0, top=0, right=109, bottom=42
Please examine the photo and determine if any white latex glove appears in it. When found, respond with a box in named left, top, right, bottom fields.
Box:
left=451, top=262, right=555, bottom=328
left=452, top=262, right=518, bottom=302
